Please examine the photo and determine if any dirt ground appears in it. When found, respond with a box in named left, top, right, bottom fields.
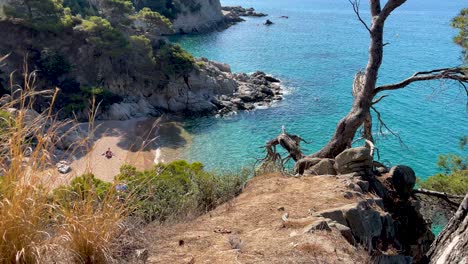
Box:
left=146, top=173, right=373, bottom=264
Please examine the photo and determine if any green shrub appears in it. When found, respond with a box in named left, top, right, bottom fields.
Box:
left=129, top=35, right=156, bottom=64
left=116, top=161, right=250, bottom=222
left=418, top=138, right=467, bottom=195
left=63, top=0, right=97, bottom=15
left=38, top=48, right=71, bottom=83
left=57, top=85, right=123, bottom=118
left=0, top=110, right=14, bottom=131
left=4, top=0, right=74, bottom=31
left=131, top=0, right=181, bottom=20
left=157, top=44, right=195, bottom=77
left=136, top=7, right=173, bottom=29
left=79, top=16, right=129, bottom=56
left=54, top=173, right=112, bottom=204
left=418, top=171, right=468, bottom=195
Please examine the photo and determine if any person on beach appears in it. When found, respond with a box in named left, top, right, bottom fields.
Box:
left=103, top=148, right=114, bottom=159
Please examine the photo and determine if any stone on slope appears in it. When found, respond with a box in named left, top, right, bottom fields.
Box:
left=334, top=147, right=372, bottom=174
left=389, top=165, right=416, bottom=200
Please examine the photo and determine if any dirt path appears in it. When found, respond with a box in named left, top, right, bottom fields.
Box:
left=146, top=173, right=372, bottom=263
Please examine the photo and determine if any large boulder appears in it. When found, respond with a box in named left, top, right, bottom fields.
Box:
left=304, top=158, right=336, bottom=176
left=389, top=165, right=416, bottom=200
left=334, top=147, right=372, bottom=175
left=313, top=200, right=395, bottom=249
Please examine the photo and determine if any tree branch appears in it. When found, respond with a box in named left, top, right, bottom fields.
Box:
left=372, top=94, right=388, bottom=105
left=378, top=0, right=407, bottom=23
left=374, top=67, right=468, bottom=95
left=349, top=0, right=371, bottom=34
left=369, top=0, right=381, bottom=17
left=370, top=105, right=406, bottom=147
left=414, top=188, right=464, bottom=208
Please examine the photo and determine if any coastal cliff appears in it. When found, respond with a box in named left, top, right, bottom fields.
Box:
left=0, top=0, right=276, bottom=120
left=171, top=0, right=225, bottom=34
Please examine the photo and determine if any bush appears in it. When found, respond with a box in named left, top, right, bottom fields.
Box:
left=4, top=0, right=74, bottom=31
left=418, top=171, right=468, bottom=195
left=58, top=85, right=123, bottom=118
left=116, top=161, right=250, bottom=222
left=136, top=7, right=173, bottom=29
left=418, top=139, right=468, bottom=195
left=38, top=48, right=72, bottom=83
left=157, top=43, right=195, bottom=77
left=132, top=0, right=181, bottom=20
left=79, top=16, right=129, bottom=56
left=54, top=174, right=112, bottom=204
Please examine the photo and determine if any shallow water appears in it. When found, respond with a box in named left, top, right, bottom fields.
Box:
left=174, top=0, right=467, bottom=178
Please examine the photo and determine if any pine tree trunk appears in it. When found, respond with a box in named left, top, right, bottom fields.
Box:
left=426, top=194, right=468, bottom=264
left=312, top=22, right=384, bottom=158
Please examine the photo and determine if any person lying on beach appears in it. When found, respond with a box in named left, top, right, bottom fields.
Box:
left=102, top=148, right=115, bottom=159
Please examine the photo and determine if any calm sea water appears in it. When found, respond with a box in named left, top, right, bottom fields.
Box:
left=174, top=0, right=467, bottom=178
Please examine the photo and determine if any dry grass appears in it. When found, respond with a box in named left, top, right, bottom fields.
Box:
left=0, top=58, right=128, bottom=263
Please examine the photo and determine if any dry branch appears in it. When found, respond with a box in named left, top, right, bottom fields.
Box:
left=414, top=188, right=464, bottom=207
left=374, top=68, right=468, bottom=95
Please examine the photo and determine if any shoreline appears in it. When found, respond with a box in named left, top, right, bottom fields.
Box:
left=61, top=116, right=192, bottom=183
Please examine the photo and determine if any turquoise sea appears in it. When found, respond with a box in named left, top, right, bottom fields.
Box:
left=175, top=0, right=467, bottom=178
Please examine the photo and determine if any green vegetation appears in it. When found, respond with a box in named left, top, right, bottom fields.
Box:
left=3, top=0, right=75, bottom=31
left=157, top=43, right=195, bottom=77
left=54, top=174, right=112, bottom=206
left=37, top=48, right=72, bottom=84
left=0, top=76, right=250, bottom=261
left=0, top=110, right=13, bottom=131
left=136, top=7, right=173, bottom=29
left=452, top=8, right=468, bottom=61
left=131, top=0, right=181, bottom=19
left=116, top=161, right=250, bottom=222
left=418, top=137, right=468, bottom=195
left=79, top=16, right=129, bottom=56
left=63, top=0, right=97, bottom=15
left=59, top=86, right=123, bottom=117
left=2, top=0, right=200, bottom=121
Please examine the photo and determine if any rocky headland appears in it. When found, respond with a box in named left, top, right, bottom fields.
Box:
left=100, top=59, right=283, bottom=120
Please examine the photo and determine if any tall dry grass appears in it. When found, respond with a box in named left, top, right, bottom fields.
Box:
left=0, top=57, right=129, bottom=263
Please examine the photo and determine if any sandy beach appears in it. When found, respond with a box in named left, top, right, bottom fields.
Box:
left=57, top=116, right=191, bottom=184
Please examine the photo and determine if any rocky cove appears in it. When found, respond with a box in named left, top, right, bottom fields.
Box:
left=99, top=59, right=284, bottom=120
left=0, top=0, right=467, bottom=263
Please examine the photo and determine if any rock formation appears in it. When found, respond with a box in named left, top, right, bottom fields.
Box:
left=171, top=0, right=226, bottom=34
left=260, top=130, right=436, bottom=262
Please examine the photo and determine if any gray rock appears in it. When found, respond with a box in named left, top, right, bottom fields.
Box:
left=56, top=160, right=71, bottom=174
left=210, top=61, right=231, bottom=73
left=356, top=180, right=370, bottom=192
left=389, top=165, right=416, bottom=199
left=313, top=208, right=347, bottom=226
left=303, top=219, right=331, bottom=232
left=329, top=222, right=355, bottom=244
left=335, top=147, right=372, bottom=174
left=342, top=201, right=382, bottom=242
left=304, top=158, right=336, bottom=176
left=0, top=94, right=11, bottom=106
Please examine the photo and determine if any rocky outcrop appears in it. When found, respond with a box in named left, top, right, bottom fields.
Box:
left=334, top=147, right=373, bottom=175
left=292, top=146, right=435, bottom=263
left=103, top=58, right=283, bottom=119
left=171, top=0, right=226, bottom=34
left=222, top=6, right=267, bottom=18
